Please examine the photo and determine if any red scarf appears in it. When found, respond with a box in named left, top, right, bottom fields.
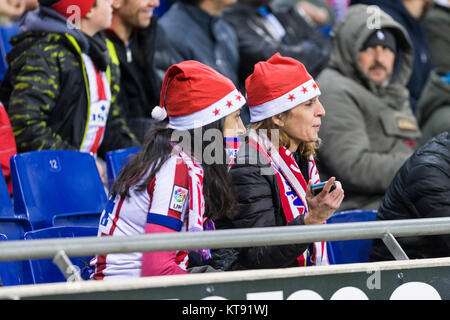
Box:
left=248, top=130, right=329, bottom=266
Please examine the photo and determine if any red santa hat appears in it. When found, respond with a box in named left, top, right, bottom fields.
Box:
left=245, top=53, right=321, bottom=123
left=39, top=0, right=96, bottom=19
left=152, top=61, right=246, bottom=131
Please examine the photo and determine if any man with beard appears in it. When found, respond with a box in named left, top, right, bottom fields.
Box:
left=350, top=0, right=435, bottom=113
left=105, top=0, right=178, bottom=142
left=315, top=5, right=421, bottom=211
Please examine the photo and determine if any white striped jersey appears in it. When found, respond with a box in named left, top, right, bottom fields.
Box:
left=90, top=155, right=191, bottom=280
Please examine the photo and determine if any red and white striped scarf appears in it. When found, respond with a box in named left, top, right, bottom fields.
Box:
left=79, top=53, right=111, bottom=155
left=171, top=143, right=212, bottom=262
left=248, top=130, right=329, bottom=266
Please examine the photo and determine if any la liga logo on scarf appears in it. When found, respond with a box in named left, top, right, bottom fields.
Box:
left=225, top=137, right=241, bottom=168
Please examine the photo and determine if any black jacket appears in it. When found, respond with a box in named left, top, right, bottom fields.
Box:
left=370, top=132, right=450, bottom=261
left=223, top=2, right=331, bottom=87
left=213, top=137, right=311, bottom=270
left=105, top=16, right=176, bottom=142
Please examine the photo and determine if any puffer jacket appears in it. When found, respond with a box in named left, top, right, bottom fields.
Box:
left=0, top=8, right=138, bottom=157
left=370, top=132, right=450, bottom=261
left=316, top=4, right=421, bottom=211
left=213, top=136, right=312, bottom=270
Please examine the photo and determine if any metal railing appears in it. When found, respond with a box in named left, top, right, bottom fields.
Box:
left=0, top=217, right=449, bottom=262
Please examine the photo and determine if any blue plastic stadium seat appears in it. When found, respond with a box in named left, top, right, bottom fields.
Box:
left=10, top=150, right=107, bottom=230
left=0, top=217, right=34, bottom=286
left=0, top=22, right=18, bottom=82
left=105, top=146, right=140, bottom=190
left=24, top=226, right=98, bottom=284
left=326, top=210, right=378, bottom=264
left=0, top=169, right=14, bottom=217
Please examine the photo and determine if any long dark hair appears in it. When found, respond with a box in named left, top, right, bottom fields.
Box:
left=111, top=119, right=238, bottom=221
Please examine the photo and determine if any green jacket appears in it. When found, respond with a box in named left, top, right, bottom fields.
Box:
left=0, top=8, right=138, bottom=157
left=416, top=69, right=450, bottom=146
left=316, top=5, right=421, bottom=211
left=422, top=4, right=450, bottom=71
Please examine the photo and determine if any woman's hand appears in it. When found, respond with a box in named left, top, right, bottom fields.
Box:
left=304, top=177, right=344, bottom=225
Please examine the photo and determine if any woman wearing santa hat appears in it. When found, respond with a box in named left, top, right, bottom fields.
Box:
left=91, top=60, right=246, bottom=279
left=215, top=53, right=344, bottom=270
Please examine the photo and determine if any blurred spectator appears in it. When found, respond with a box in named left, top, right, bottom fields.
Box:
left=326, top=0, right=350, bottom=21
left=416, top=69, right=450, bottom=145
left=0, top=0, right=25, bottom=23
left=350, top=0, right=435, bottom=113
left=415, top=1, right=450, bottom=146
left=222, top=0, right=331, bottom=88
left=0, top=0, right=37, bottom=194
left=422, top=0, right=449, bottom=71
left=273, top=0, right=336, bottom=26
left=370, top=131, right=450, bottom=261
left=0, top=0, right=139, bottom=166
left=159, top=0, right=240, bottom=86
left=105, top=0, right=177, bottom=143
left=0, top=0, right=39, bottom=23
left=316, top=5, right=421, bottom=211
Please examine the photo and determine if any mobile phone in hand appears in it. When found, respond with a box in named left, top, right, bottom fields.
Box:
left=311, top=181, right=336, bottom=196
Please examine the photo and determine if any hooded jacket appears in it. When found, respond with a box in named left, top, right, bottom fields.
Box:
left=350, top=0, right=434, bottom=112
left=316, top=4, right=420, bottom=211
left=370, top=132, right=450, bottom=261
left=0, top=8, right=138, bottom=157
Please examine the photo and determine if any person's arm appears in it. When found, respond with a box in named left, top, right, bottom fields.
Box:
left=230, top=163, right=311, bottom=269
left=141, top=224, right=188, bottom=277
left=140, top=157, right=190, bottom=276
left=7, top=46, right=77, bottom=151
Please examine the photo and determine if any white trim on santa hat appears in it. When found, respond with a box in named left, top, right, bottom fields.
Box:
left=249, top=79, right=321, bottom=123
left=168, top=89, right=246, bottom=131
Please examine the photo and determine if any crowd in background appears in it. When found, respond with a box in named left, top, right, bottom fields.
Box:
left=0, top=0, right=448, bottom=276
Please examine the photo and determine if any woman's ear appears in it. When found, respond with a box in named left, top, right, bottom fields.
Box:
left=271, top=114, right=284, bottom=127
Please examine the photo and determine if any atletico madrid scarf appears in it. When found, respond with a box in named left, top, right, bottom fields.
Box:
left=171, top=143, right=213, bottom=262
left=79, top=53, right=111, bottom=155
left=225, top=137, right=241, bottom=169
left=248, top=130, right=329, bottom=266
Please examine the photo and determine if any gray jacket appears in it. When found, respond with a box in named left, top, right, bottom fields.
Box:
left=316, top=5, right=421, bottom=211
